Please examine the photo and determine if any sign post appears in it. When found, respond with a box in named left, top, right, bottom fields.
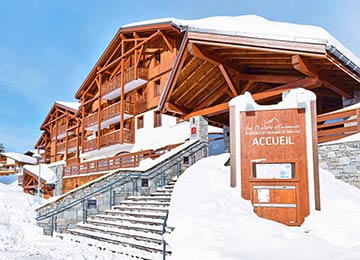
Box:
left=229, top=89, right=320, bottom=226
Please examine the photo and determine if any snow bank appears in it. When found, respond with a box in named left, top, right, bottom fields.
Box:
left=0, top=180, right=44, bottom=251
left=167, top=154, right=360, bottom=260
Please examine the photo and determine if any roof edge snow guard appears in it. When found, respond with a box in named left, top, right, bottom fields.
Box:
left=326, top=45, right=360, bottom=77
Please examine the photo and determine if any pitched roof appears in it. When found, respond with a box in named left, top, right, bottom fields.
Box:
left=1, top=152, right=37, bottom=165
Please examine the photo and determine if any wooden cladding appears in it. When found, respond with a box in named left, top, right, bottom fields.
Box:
left=317, top=106, right=360, bottom=143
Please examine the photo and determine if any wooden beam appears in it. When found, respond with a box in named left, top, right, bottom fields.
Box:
left=164, top=102, right=186, bottom=115
left=184, top=102, right=229, bottom=120
left=159, top=31, right=174, bottom=52
left=188, top=42, right=242, bottom=72
left=237, top=73, right=302, bottom=84
left=241, top=80, right=255, bottom=94
left=262, top=77, right=321, bottom=93
left=292, top=54, right=352, bottom=98
left=99, top=30, right=161, bottom=73
left=218, top=64, right=238, bottom=97
left=254, top=77, right=321, bottom=101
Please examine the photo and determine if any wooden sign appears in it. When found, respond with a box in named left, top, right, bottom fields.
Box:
left=240, top=108, right=309, bottom=225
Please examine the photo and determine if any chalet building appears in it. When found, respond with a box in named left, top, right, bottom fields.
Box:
left=22, top=164, right=56, bottom=199
left=0, top=152, right=37, bottom=186
left=35, top=101, right=80, bottom=164
left=34, top=15, right=360, bottom=197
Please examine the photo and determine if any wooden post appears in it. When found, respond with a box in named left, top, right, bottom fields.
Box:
left=97, top=73, right=102, bottom=150
left=120, top=44, right=125, bottom=144
left=76, top=123, right=80, bottom=163
left=81, top=98, right=85, bottom=154
left=311, top=100, right=321, bottom=210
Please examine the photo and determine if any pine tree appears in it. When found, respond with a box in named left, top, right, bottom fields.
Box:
left=0, top=143, right=5, bottom=153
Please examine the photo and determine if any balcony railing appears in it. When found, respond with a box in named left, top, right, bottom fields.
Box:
left=317, top=106, right=360, bottom=143
left=57, top=142, right=66, bottom=153
left=101, top=67, right=148, bottom=98
left=64, top=142, right=183, bottom=177
left=124, top=66, right=148, bottom=85
left=84, top=138, right=97, bottom=152
left=84, top=101, right=134, bottom=129
left=83, top=128, right=135, bottom=152
left=101, top=74, right=121, bottom=97
left=68, top=138, right=77, bottom=150
left=84, top=113, right=98, bottom=129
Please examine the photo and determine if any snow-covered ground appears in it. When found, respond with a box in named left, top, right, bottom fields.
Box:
left=0, top=175, right=119, bottom=260
left=167, top=153, right=360, bottom=260
left=1, top=153, right=360, bottom=259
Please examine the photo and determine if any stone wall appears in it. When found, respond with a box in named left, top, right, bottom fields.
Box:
left=343, top=90, right=360, bottom=107
left=36, top=141, right=208, bottom=235
left=318, top=140, right=360, bottom=188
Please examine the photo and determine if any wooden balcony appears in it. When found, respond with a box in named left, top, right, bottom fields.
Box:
left=84, top=101, right=134, bottom=130
left=84, top=138, right=97, bottom=152
left=317, top=106, right=360, bottom=143
left=57, top=142, right=66, bottom=153
left=101, top=74, right=121, bottom=98
left=83, top=129, right=135, bottom=152
left=124, top=66, right=148, bottom=85
left=51, top=124, right=67, bottom=140
left=101, top=66, right=149, bottom=100
left=64, top=142, right=183, bottom=177
left=68, top=137, right=77, bottom=151
left=84, top=113, right=98, bottom=130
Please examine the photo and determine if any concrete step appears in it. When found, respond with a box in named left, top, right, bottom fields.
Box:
left=112, top=205, right=169, bottom=213
left=94, top=214, right=164, bottom=227
left=105, top=209, right=167, bottom=219
left=86, top=219, right=163, bottom=235
left=77, top=222, right=163, bottom=243
left=126, top=195, right=171, bottom=202
left=118, top=201, right=170, bottom=208
left=66, top=228, right=169, bottom=258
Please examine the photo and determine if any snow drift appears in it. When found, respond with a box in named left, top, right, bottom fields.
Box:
left=167, top=153, right=360, bottom=260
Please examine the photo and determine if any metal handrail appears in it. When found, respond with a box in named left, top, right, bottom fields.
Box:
left=36, top=141, right=207, bottom=223
left=162, top=209, right=170, bottom=260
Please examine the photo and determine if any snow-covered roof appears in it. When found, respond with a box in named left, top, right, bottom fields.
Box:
left=1, top=152, right=37, bottom=165
left=55, top=101, right=80, bottom=111
left=122, top=15, right=360, bottom=68
left=23, top=164, right=56, bottom=184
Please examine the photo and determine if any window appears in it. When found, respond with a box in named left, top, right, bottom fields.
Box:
left=154, top=80, right=161, bottom=97
left=154, top=111, right=162, bottom=128
left=155, top=51, right=161, bottom=65
left=137, top=116, right=144, bottom=129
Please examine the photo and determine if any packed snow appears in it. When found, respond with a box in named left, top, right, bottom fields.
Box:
left=2, top=153, right=360, bottom=259
left=55, top=101, right=80, bottom=111
left=0, top=176, right=120, bottom=260
left=23, top=164, right=57, bottom=184
left=166, top=154, right=360, bottom=260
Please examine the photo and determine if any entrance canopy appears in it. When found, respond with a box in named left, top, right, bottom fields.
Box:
left=159, top=16, right=360, bottom=126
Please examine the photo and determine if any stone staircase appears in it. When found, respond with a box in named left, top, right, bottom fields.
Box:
left=62, top=180, right=176, bottom=259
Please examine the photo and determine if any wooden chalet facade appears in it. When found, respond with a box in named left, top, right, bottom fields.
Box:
left=35, top=101, right=80, bottom=165
left=74, top=22, right=184, bottom=157
left=34, top=16, right=360, bottom=196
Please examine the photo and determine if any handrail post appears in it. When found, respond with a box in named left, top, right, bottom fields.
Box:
left=162, top=209, right=169, bottom=260
left=109, top=186, right=113, bottom=209
left=132, top=177, right=135, bottom=196
left=50, top=215, right=54, bottom=237
left=176, top=160, right=180, bottom=178
left=82, top=199, right=87, bottom=224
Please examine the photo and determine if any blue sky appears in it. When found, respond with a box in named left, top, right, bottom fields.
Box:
left=0, top=0, right=359, bottom=152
